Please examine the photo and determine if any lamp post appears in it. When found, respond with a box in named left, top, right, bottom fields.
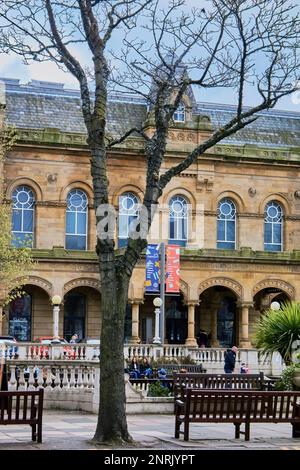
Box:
left=270, top=301, right=281, bottom=311
left=153, top=297, right=162, bottom=344
left=51, top=295, right=62, bottom=343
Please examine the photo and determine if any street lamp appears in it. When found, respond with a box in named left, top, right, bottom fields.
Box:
left=51, top=295, right=62, bottom=343
left=153, top=297, right=162, bottom=344
left=270, top=301, right=281, bottom=311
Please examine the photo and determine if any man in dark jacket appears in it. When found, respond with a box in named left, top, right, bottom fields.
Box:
left=224, top=346, right=238, bottom=373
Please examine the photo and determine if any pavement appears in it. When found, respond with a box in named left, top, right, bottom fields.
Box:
left=0, top=411, right=300, bottom=450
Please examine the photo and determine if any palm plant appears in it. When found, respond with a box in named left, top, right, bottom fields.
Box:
left=254, top=302, right=300, bottom=365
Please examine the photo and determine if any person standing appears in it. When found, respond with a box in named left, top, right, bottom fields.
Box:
left=224, top=346, right=238, bottom=373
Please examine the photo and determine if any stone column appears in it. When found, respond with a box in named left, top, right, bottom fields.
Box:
left=210, top=304, right=220, bottom=347
left=185, top=301, right=198, bottom=347
left=128, top=300, right=142, bottom=344
left=238, top=302, right=253, bottom=348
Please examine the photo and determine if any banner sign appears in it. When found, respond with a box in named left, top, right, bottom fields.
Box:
left=166, top=245, right=180, bottom=293
left=145, top=244, right=160, bottom=292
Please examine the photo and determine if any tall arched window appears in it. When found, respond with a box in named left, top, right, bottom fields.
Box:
left=66, top=189, right=88, bottom=250
left=173, top=103, right=185, bottom=122
left=169, top=195, right=188, bottom=246
left=12, top=185, right=35, bottom=247
left=217, top=198, right=236, bottom=249
left=118, top=192, right=139, bottom=248
left=264, top=201, right=283, bottom=251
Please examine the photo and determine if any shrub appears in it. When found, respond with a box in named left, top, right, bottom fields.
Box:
left=275, top=365, right=298, bottom=391
left=147, top=381, right=170, bottom=397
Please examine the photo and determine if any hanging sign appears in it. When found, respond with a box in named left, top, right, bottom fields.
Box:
left=145, top=244, right=160, bottom=292
left=166, top=245, right=180, bottom=293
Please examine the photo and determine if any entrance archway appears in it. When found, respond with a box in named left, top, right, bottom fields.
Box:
left=198, top=286, right=238, bottom=348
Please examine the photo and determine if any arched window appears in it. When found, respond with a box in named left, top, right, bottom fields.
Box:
left=217, top=198, right=236, bottom=249
left=118, top=192, right=139, bottom=248
left=264, top=201, right=283, bottom=251
left=173, top=103, right=185, bottom=122
left=66, top=189, right=88, bottom=250
left=169, top=195, right=188, bottom=246
left=12, top=185, right=35, bottom=247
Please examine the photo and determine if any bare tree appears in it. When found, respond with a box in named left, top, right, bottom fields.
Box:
left=0, top=0, right=300, bottom=443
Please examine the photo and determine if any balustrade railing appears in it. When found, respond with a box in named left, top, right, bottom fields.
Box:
left=6, top=360, right=97, bottom=391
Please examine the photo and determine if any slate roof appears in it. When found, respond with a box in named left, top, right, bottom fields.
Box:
left=2, top=77, right=300, bottom=148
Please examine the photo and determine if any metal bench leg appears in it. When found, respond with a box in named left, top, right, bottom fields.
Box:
left=31, top=424, right=37, bottom=442
left=37, top=421, right=42, bottom=443
left=292, top=423, right=300, bottom=438
left=175, top=418, right=180, bottom=439
left=245, top=421, right=250, bottom=441
left=184, top=419, right=190, bottom=441
left=234, top=423, right=240, bottom=439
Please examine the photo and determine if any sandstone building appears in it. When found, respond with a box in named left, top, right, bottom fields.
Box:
left=1, top=78, right=300, bottom=348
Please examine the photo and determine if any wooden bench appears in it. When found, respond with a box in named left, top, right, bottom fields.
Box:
left=0, top=388, right=44, bottom=443
left=154, top=364, right=206, bottom=377
left=175, top=389, right=300, bottom=441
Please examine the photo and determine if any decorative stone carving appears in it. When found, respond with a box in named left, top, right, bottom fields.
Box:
left=196, top=175, right=215, bottom=192
left=198, top=277, right=243, bottom=298
left=22, top=276, right=53, bottom=296
left=64, top=278, right=101, bottom=294
left=252, top=279, right=295, bottom=299
left=248, top=187, right=256, bottom=197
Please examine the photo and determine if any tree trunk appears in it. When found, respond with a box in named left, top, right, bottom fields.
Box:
left=93, top=258, right=132, bottom=443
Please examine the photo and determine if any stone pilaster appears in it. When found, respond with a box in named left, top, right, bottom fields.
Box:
left=238, top=301, right=253, bottom=348
left=128, top=300, right=143, bottom=344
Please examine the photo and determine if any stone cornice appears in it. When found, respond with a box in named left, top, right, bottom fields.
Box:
left=31, top=247, right=300, bottom=266
left=10, top=126, right=300, bottom=165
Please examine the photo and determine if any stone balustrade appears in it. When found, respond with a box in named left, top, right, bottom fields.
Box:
left=4, top=343, right=283, bottom=376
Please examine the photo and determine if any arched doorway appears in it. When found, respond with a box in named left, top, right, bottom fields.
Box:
left=64, top=291, right=86, bottom=342
left=165, top=293, right=187, bottom=344
left=6, top=284, right=52, bottom=341
left=63, top=286, right=101, bottom=342
left=139, top=292, right=187, bottom=344
left=254, top=287, right=291, bottom=312
left=198, top=286, right=238, bottom=348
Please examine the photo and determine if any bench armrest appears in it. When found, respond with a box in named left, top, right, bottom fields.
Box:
left=175, top=400, right=184, bottom=409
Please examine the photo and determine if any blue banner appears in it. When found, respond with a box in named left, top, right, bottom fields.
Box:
left=145, top=244, right=160, bottom=292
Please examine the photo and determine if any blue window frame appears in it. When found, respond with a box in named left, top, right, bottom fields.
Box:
left=264, top=201, right=283, bottom=251
left=173, top=103, right=185, bottom=122
left=217, top=198, right=236, bottom=250
left=169, top=195, right=188, bottom=247
left=12, top=185, right=35, bottom=247
left=118, top=192, right=139, bottom=248
left=66, top=189, right=88, bottom=250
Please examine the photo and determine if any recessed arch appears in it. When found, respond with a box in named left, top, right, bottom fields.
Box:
left=259, top=194, right=291, bottom=216
left=6, top=178, right=43, bottom=201
left=112, top=184, right=144, bottom=207
left=198, top=277, right=243, bottom=299
left=163, top=187, right=195, bottom=208
left=63, top=278, right=101, bottom=295
left=252, top=279, right=295, bottom=300
left=60, top=181, right=94, bottom=203
left=216, top=190, right=245, bottom=213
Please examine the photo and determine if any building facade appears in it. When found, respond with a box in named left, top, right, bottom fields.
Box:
left=1, top=78, right=300, bottom=348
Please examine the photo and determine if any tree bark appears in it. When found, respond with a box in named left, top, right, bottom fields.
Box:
left=93, top=254, right=131, bottom=443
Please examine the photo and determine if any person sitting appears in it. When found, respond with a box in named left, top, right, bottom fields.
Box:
left=240, top=363, right=249, bottom=374
left=129, top=356, right=141, bottom=379
left=157, top=367, right=170, bottom=389
left=140, top=357, right=153, bottom=378
left=70, top=334, right=78, bottom=344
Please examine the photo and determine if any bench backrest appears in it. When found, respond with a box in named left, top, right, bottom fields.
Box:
left=183, top=389, right=300, bottom=422
left=0, top=389, right=44, bottom=424
left=174, top=372, right=265, bottom=400
left=156, top=364, right=203, bottom=377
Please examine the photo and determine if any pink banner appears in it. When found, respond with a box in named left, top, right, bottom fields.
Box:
left=166, top=245, right=180, bottom=293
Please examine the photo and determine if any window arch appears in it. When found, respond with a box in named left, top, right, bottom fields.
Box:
left=66, top=189, right=88, bottom=250
left=217, top=198, right=236, bottom=250
left=169, top=195, right=188, bottom=246
left=118, top=192, right=140, bottom=248
left=173, top=103, right=185, bottom=122
left=12, top=185, right=35, bottom=247
left=264, top=201, right=283, bottom=251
